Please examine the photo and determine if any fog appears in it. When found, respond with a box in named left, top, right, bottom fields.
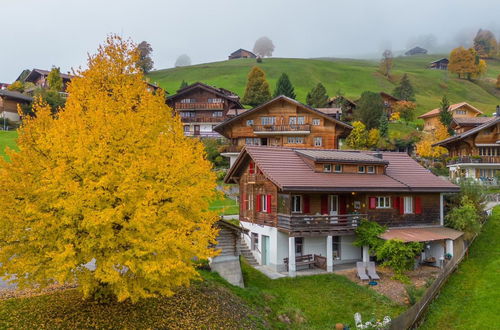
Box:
left=1, top=0, right=500, bottom=81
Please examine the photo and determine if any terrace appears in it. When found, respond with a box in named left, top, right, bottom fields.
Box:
left=175, top=102, right=224, bottom=110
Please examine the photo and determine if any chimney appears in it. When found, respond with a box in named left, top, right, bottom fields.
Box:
left=496, top=105, right=500, bottom=117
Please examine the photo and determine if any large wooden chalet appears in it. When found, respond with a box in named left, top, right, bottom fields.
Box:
left=214, top=96, right=352, bottom=166
left=20, top=69, right=74, bottom=94
left=225, top=146, right=461, bottom=275
left=418, top=102, right=484, bottom=132
left=166, top=82, right=243, bottom=138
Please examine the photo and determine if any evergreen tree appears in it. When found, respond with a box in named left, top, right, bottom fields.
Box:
left=379, top=113, right=389, bottom=138
left=439, top=95, right=453, bottom=134
left=392, top=74, right=415, bottom=101
left=179, top=80, right=188, bottom=89
left=273, top=73, right=296, bottom=99
left=47, top=67, right=63, bottom=92
left=241, top=66, right=271, bottom=106
left=306, top=83, right=329, bottom=108
left=353, top=91, right=384, bottom=130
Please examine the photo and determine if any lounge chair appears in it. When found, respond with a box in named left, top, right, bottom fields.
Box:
left=366, top=262, right=380, bottom=280
left=356, top=262, right=369, bottom=280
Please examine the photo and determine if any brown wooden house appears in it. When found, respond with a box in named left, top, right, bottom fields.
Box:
left=328, top=96, right=357, bottom=121
left=419, top=102, right=483, bottom=132
left=228, top=49, right=257, bottom=60
left=225, top=146, right=460, bottom=275
left=429, top=58, right=449, bottom=70
left=0, top=89, right=33, bottom=123
left=214, top=96, right=352, bottom=166
left=21, top=69, right=74, bottom=94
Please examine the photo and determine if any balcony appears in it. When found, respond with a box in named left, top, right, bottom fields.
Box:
left=447, top=156, right=500, bottom=165
left=184, top=131, right=223, bottom=138
left=175, top=102, right=224, bottom=110
left=181, top=116, right=226, bottom=123
left=277, top=213, right=366, bottom=236
left=221, top=145, right=243, bottom=153
left=247, top=173, right=266, bottom=183
left=252, top=124, right=311, bottom=135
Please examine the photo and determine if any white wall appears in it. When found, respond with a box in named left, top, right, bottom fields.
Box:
left=0, top=111, right=20, bottom=122
left=241, top=221, right=280, bottom=270
left=303, top=237, right=327, bottom=257
left=200, top=124, right=213, bottom=132
left=339, top=235, right=362, bottom=263
left=424, top=241, right=445, bottom=267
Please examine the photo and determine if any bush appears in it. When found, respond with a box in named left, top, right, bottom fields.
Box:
left=354, top=219, right=386, bottom=253
left=376, top=239, right=422, bottom=282
left=446, top=196, right=481, bottom=240
left=405, top=284, right=425, bottom=305
left=201, top=138, right=229, bottom=168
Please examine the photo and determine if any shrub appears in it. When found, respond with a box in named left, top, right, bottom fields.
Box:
left=376, top=239, right=422, bottom=282
left=354, top=220, right=386, bottom=253
left=405, top=284, right=425, bottom=305
left=446, top=196, right=481, bottom=240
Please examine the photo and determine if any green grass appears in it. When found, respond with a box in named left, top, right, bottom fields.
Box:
left=209, top=195, right=239, bottom=215
left=419, top=206, right=500, bottom=329
left=0, top=131, right=18, bottom=160
left=148, top=55, right=500, bottom=117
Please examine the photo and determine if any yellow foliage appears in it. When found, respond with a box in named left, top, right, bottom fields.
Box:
left=345, top=121, right=368, bottom=149
left=367, top=128, right=380, bottom=148
left=448, top=47, right=487, bottom=79
left=389, top=112, right=400, bottom=121
left=0, top=36, right=218, bottom=302
left=416, top=122, right=449, bottom=158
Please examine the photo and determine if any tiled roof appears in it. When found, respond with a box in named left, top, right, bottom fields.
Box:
left=168, top=82, right=243, bottom=107
left=434, top=116, right=500, bottom=147
left=226, top=108, right=249, bottom=116
left=226, top=146, right=459, bottom=193
left=451, top=116, right=494, bottom=126
left=0, top=89, right=33, bottom=102
left=295, top=149, right=388, bottom=164
left=418, top=102, right=483, bottom=119
left=316, top=107, right=341, bottom=115
left=380, top=226, right=463, bottom=242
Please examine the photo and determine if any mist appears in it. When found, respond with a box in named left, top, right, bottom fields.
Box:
left=1, top=0, right=500, bottom=81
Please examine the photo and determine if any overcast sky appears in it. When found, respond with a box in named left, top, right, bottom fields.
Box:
left=1, top=0, right=500, bottom=81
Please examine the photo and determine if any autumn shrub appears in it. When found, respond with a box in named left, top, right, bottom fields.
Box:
left=405, top=284, right=425, bottom=305
left=376, top=240, right=422, bottom=282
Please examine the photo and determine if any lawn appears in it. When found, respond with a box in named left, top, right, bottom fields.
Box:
left=0, top=130, right=18, bottom=160
left=419, top=206, right=500, bottom=329
left=209, top=195, right=239, bottom=215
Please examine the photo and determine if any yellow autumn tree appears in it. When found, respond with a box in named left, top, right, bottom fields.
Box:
left=448, top=47, right=487, bottom=80
left=0, top=36, right=218, bottom=302
left=367, top=128, right=380, bottom=148
left=416, top=122, right=450, bottom=158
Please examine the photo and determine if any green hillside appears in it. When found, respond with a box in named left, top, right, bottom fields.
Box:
left=148, top=55, right=500, bottom=117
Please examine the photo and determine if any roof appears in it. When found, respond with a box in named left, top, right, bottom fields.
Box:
left=229, top=48, right=256, bottom=57
left=295, top=149, right=388, bottom=165
left=405, top=46, right=428, bottom=55
left=430, top=58, right=449, bottom=64
left=380, top=92, right=400, bottom=102
left=23, top=69, right=74, bottom=83
left=216, top=219, right=248, bottom=234
left=167, top=82, right=243, bottom=107
left=418, top=102, right=484, bottom=119
left=328, top=96, right=357, bottom=107
left=226, top=146, right=459, bottom=193
left=451, top=116, right=494, bottom=127
left=316, top=107, right=341, bottom=115
left=0, top=89, right=33, bottom=102
left=226, top=108, right=249, bottom=116
left=434, top=116, right=500, bottom=147
left=380, top=226, right=463, bottom=242
left=214, top=95, right=352, bottom=134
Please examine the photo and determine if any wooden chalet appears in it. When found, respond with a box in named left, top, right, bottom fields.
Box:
left=0, top=89, right=33, bottom=123
left=429, top=58, right=449, bottom=70
left=380, top=92, right=400, bottom=115
left=434, top=116, right=500, bottom=185
left=328, top=96, right=357, bottom=121
left=214, top=95, right=352, bottom=166
left=225, top=146, right=461, bottom=275
left=21, top=69, right=74, bottom=93
left=405, top=46, right=428, bottom=56
left=418, top=102, right=483, bottom=132
left=228, top=49, right=257, bottom=60
left=166, top=82, right=243, bottom=138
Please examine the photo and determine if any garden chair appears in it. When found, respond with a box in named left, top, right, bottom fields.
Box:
left=356, top=262, right=369, bottom=280
left=366, top=262, right=380, bottom=280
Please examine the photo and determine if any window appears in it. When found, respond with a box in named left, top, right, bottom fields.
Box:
left=245, top=138, right=260, bottom=145
left=367, top=166, right=375, bottom=174
left=404, top=196, right=413, bottom=214
left=208, top=98, right=222, bottom=103
left=180, top=111, right=194, bottom=118
left=246, top=119, right=254, bottom=126
left=323, top=164, right=332, bottom=172
left=297, top=116, right=305, bottom=124
left=288, top=116, right=305, bottom=125
left=358, top=166, right=365, bottom=173
left=180, top=98, right=195, bottom=103
left=287, top=137, right=304, bottom=144
left=312, top=118, right=321, bottom=126
left=183, top=125, right=189, bottom=132
left=295, top=237, right=303, bottom=255
left=251, top=233, right=258, bottom=251
left=334, top=164, right=342, bottom=173
left=248, top=194, right=254, bottom=211
left=376, top=196, right=391, bottom=208
left=479, top=147, right=499, bottom=156
left=314, top=137, right=323, bottom=146
left=292, top=195, right=302, bottom=213
left=261, top=194, right=268, bottom=212
left=332, top=236, right=341, bottom=259
left=455, top=109, right=466, bottom=115
left=261, top=116, right=276, bottom=125
left=289, top=117, right=297, bottom=125
left=212, top=111, right=223, bottom=117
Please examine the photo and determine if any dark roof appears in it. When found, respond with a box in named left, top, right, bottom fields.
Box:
left=214, top=95, right=352, bottom=134
left=23, top=69, right=74, bottom=83
left=295, top=149, right=389, bottom=165
left=0, top=89, right=33, bottom=102
left=229, top=48, right=256, bottom=57
left=226, top=146, right=459, bottom=193
left=434, top=116, right=500, bottom=147
left=167, top=82, right=242, bottom=107
left=451, top=116, right=494, bottom=127
left=405, top=46, right=428, bottom=55
left=328, top=96, right=357, bottom=107
left=430, top=58, right=449, bottom=64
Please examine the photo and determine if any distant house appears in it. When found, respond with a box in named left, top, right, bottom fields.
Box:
left=20, top=69, right=74, bottom=93
left=228, top=49, right=256, bottom=60
left=379, top=92, right=400, bottom=115
left=450, top=116, right=494, bottom=134
left=328, top=96, right=357, bottom=121
left=405, top=47, right=428, bottom=56
left=0, top=83, right=10, bottom=90
left=418, top=102, right=483, bottom=132
left=429, top=58, right=449, bottom=70
left=0, top=89, right=33, bottom=123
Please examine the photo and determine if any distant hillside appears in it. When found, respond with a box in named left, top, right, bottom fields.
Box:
left=148, top=55, right=500, bottom=117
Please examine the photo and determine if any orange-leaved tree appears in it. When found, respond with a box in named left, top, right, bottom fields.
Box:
left=415, top=122, right=450, bottom=158
left=0, top=35, right=218, bottom=302
left=448, top=47, right=487, bottom=80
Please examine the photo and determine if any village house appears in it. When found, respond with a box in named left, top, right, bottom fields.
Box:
left=380, top=92, right=400, bottom=115
left=418, top=102, right=483, bottom=132
left=429, top=58, right=449, bottom=70
left=20, top=68, right=74, bottom=94
left=405, top=46, right=428, bottom=56
left=228, top=49, right=257, bottom=60
left=214, top=95, right=352, bottom=166
left=0, top=89, right=33, bottom=123
left=225, top=146, right=461, bottom=276
left=434, top=115, right=500, bottom=185
left=166, top=82, right=243, bottom=138
left=328, top=96, right=357, bottom=121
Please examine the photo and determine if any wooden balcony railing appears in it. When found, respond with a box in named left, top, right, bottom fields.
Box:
left=175, top=102, right=224, bottom=110
left=184, top=131, right=223, bottom=138
left=447, top=156, right=500, bottom=165
left=221, top=145, right=243, bottom=153
left=247, top=173, right=266, bottom=183
left=181, top=116, right=226, bottom=123
left=252, top=124, right=311, bottom=133
left=277, top=213, right=366, bottom=235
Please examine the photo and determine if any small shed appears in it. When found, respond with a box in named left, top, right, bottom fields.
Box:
left=429, top=58, right=449, bottom=70
left=405, top=46, right=428, bottom=56
left=210, top=219, right=248, bottom=287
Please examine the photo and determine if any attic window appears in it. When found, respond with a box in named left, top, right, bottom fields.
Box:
left=358, top=166, right=365, bottom=173
left=334, top=164, right=342, bottom=173
left=455, top=109, right=466, bottom=115
left=367, top=166, right=375, bottom=174
left=312, top=118, right=320, bottom=126
left=323, top=164, right=332, bottom=172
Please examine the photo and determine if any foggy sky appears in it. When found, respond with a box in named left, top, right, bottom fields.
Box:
left=1, top=0, right=500, bottom=81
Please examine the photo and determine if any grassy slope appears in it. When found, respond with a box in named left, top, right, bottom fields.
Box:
left=419, top=207, right=500, bottom=329
left=148, top=55, right=500, bottom=117
left=0, top=131, right=18, bottom=160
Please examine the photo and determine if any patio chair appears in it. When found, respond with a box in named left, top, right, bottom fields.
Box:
left=366, top=262, right=380, bottom=280
left=356, top=262, right=369, bottom=281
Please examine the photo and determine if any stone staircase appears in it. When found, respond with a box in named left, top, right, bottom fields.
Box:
left=240, top=239, right=259, bottom=266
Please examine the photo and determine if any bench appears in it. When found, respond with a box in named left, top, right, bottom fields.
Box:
left=284, top=254, right=316, bottom=271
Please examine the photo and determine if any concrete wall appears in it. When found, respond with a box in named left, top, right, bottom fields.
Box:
left=339, top=235, right=362, bottom=263
left=241, top=221, right=280, bottom=270
left=210, top=257, right=244, bottom=287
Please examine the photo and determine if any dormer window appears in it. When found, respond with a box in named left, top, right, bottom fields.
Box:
left=358, top=166, right=365, bottom=173
left=323, top=164, right=332, bottom=172
left=455, top=109, right=466, bottom=115
left=367, top=166, right=375, bottom=174
left=334, top=164, right=342, bottom=173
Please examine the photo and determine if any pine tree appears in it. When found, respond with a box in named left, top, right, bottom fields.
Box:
left=353, top=91, right=384, bottom=130
left=439, top=95, right=453, bottom=134
left=306, top=83, right=329, bottom=108
left=47, top=67, right=63, bottom=92
left=392, top=74, right=415, bottom=101
left=273, top=73, right=296, bottom=99
left=379, top=113, right=389, bottom=138
left=0, top=36, right=218, bottom=303
left=241, top=66, right=271, bottom=106
left=179, top=80, right=188, bottom=89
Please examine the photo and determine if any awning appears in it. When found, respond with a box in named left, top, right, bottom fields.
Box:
left=380, top=227, right=463, bottom=243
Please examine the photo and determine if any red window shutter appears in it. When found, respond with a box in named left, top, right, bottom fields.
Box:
left=266, top=195, right=272, bottom=214
left=369, top=197, right=376, bottom=209
left=256, top=194, right=261, bottom=212
left=339, top=196, right=347, bottom=215
left=249, top=161, right=255, bottom=174
left=415, top=197, right=422, bottom=214
left=303, top=195, right=310, bottom=214
left=321, top=195, right=328, bottom=214
left=392, top=196, right=399, bottom=210
left=399, top=197, right=404, bottom=215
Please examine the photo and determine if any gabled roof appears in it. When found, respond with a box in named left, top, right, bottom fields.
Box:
left=451, top=116, right=494, bottom=128
left=380, top=92, right=400, bottom=102
left=316, top=107, right=341, bottom=115
left=430, top=58, right=449, bottom=64
left=405, top=46, right=428, bottom=55
left=167, top=81, right=242, bottom=107
left=0, top=89, right=33, bottom=102
left=434, top=116, right=500, bottom=147
left=329, top=96, right=357, bottom=107
left=23, top=69, right=74, bottom=83
left=225, top=146, right=459, bottom=193
left=229, top=48, right=256, bottom=57
left=418, top=102, right=483, bottom=119
left=214, top=95, right=352, bottom=134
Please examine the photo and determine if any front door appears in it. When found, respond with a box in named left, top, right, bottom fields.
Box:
left=194, top=125, right=200, bottom=135
left=329, top=195, right=339, bottom=215
left=261, top=235, right=270, bottom=265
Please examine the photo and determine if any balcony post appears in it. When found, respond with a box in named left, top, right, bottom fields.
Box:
left=288, top=236, right=296, bottom=277
left=326, top=236, right=333, bottom=272
left=439, top=193, right=444, bottom=226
